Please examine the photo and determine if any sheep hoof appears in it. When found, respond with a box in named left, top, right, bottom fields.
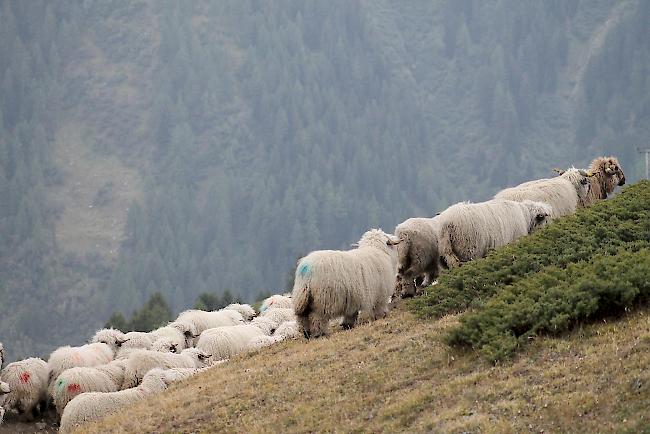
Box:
left=400, top=292, right=415, bottom=299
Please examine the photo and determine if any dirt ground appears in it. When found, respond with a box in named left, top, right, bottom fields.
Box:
left=0, top=408, right=59, bottom=434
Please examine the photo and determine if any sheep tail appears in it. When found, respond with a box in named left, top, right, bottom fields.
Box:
left=292, top=261, right=312, bottom=316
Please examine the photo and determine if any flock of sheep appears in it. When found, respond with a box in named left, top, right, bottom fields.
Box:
left=0, top=156, right=625, bottom=432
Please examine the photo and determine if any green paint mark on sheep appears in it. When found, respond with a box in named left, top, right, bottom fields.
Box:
left=298, top=262, right=311, bottom=277
left=56, top=379, right=66, bottom=392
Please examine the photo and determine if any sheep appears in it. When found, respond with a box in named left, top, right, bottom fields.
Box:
left=437, top=199, right=551, bottom=269
left=494, top=168, right=591, bottom=219
left=90, top=328, right=128, bottom=349
left=259, top=294, right=293, bottom=313
left=247, top=335, right=284, bottom=350
left=292, top=228, right=401, bottom=339
left=0, top=382, right=8, bottom=424
left=60, top=367, right=198, bottom=433
left=195, top=316, right=277, bottom=361
left=393, top=216, right=441, bottom=298
left=0, top=357, right=49, bottom=419
left=51, top=359, right=126, bottom=415
left=260, top=307, right=295, bottom=325
left=274, top=320, right=301, bottom=339
left=47, top=343, right=114, bottom=398
left=224, top=303, right=257, bottom=321
left=583, top=156, right=626, bottom=205
left=149, top=322, right=198, bottom=351
left=121, top=348, right=212, bottom=389
left=174, top=309, right=245, bottom=335
left=150, top=337, right=179, bottom=354
left=115, top=331, right=155, bottom=359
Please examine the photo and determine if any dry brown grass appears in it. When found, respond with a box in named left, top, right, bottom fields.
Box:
left=78, top=303, right=650, bottom=433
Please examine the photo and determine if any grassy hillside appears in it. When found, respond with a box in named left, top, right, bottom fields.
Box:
left=77, top=304, right=650, bottom=434
left=75, top=183, right=650, bottom=434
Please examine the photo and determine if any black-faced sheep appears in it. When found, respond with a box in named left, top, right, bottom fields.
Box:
left=292, top=229, right=401, bottom=338
left=437, top=199, right=551, bottom=269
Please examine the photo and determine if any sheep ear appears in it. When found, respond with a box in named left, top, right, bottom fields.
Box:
left=553, top=168, right=565, bottom=175
left=386, top=237, right=402, bottom=246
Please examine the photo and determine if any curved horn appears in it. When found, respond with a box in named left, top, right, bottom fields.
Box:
left=605, top=167, right=615, bottom=175
left=387, top=238, right=402, bottom=246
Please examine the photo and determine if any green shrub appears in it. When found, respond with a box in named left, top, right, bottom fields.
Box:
left=409, top=181, right=650, bottom=362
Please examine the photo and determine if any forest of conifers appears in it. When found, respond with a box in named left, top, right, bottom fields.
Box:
left=0, top=0, right=648, bottom=360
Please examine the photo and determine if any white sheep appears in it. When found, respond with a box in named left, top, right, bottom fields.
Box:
left=150, top=337, right=180, bottom=354
left=47, top=343, right=114, bottom=398
left=195, top=316, right=277, bottom=361
left=0, top=381, right=10, bottom=424
left=59, top=367, right=198, bottom=433
left=115, top=331, right=155, bottom=359
left=149, top=322, right=198, bottom=351
left=0, top=357, right=49, bottom=419
left=51, top=359, right=126, bottom=415
left=224, top=303, right=257, bottom=321
left=274, top=321, right=301, bottom=339
left=259, top=294, right=293, bottom=314
left=292, top=228, right=401, bottom=338
left=260, top=307, right=295, bottom=325
left=121, top=348, right=212, bottom=389
left=394, top=216, right=441, bottom=298
left=174, top=309, right=245, bottom=335
left=247, top=335, right=284, bottom=350
left=437, top=199, right=551, bottom=269
left=494, top=168, right=591, bottom=219
left=90, top=328, right=128, bottom=349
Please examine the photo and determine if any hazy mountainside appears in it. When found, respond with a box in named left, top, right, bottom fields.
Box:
left=0, top=0, right=648, bottom=361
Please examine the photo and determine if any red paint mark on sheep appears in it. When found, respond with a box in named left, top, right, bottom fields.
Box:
left=67, top=384, right=81, bottom=394
left=19, top=372, right=31, bottom=384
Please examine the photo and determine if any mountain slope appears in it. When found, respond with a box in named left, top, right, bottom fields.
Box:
left=78, top=304, right=650, bottom=433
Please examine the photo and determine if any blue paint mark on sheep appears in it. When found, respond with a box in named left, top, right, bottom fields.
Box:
left=298, top=262, right=312, bottom=277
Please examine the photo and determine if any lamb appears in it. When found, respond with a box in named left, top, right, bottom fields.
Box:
left=174, top=309, right=245, bottom=335
left=583, top=156, right=626, bottom=205
left=259, top=294, right=293, bottom=313
left=121, top=348, right=212, bottom=389
left=0, top=357, right=49, bottom=419
left=59, top=367, right=198, bottom=433
left=195, top=316, right=277, bottom=361
left=494, top=168, right=591, bottom=219
left=292, top=229, right=401, bottom=338
left=47, top=343, right=114, bottom=398
left=51, top=359, right=126, bottom=415
left=437, top=199, right=551, bottom=269
left=394, top=216, right=441, bottom=298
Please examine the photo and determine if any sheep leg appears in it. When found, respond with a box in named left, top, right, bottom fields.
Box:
left=309, top=314, right=329, bottom=338
left=341, top=312, right=359, bottom=330
left=441, top=252, right=461, bottom=269
left=298, top=315, right=311, bottom=339
left=372, top=304, right=389, bottom=320
left=400, top=279, right=417, bottom=298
